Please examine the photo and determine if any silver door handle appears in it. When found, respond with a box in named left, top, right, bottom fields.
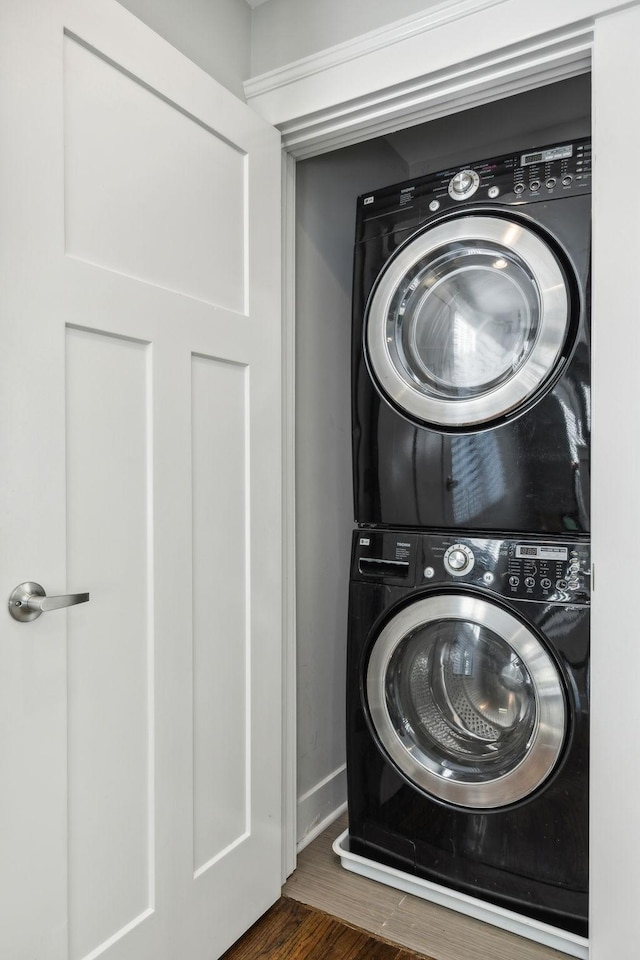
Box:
left=8, top=582, right=90, bottom=622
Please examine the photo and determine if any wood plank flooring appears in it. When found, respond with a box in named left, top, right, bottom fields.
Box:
left=220, top=897, right=434, bottom=960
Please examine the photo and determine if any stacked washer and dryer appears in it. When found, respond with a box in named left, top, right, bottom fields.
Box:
left=341, top=139, right=591, bottom=954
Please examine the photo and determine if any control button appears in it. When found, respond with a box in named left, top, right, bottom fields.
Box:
left=546, top=177, right=557, bottom=188
left=444, top=543, right=475, bottom=577
left=482, top=572, right=495, bottom=585
left=525, top=576, right=536, bottom=588
left=448, top=169, right=480, bottom=200
left=514, top=183, right=526, bottom=195
left=487, top=185, right=500, bottom=199
left=562, top=174, right=573, bottom=186
left=529, top=180, right=541, bottom=192
left=568, top=580, right=580, bottom=591
left=508, top=575, right=520, bottom=587
left=556, top=579, right=568, bottom=590
left=424, top=566, right=435, bottom=579
left=541, top=578, right=552, bottom=589
left=569, top=563, right=580, bottom=574
left=428, top=200, right=440, bottom=213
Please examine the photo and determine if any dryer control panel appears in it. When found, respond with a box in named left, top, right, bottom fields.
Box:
left=352, top=529, right=591, bottom=604
left=356, top=137, right=592, bottom=243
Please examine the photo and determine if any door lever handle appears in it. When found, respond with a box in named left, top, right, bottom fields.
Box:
left=8, top=582, right=90, bottom=622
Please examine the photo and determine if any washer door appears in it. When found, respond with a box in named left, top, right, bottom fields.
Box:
left=365, top=215, right=571, bottom=427
left=366, top=594, right=566, bottom=808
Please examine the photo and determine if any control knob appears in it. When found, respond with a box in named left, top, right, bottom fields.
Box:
left=444, top=543, right=475, bottom=577
left=448, top=169, right=480, bottom=201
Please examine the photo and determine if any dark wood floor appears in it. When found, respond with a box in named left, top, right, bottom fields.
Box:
left=220, top=898, right=434, bottom=960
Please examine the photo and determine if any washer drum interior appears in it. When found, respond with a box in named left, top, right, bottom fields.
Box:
left=365, top=594, right=567, bottom=808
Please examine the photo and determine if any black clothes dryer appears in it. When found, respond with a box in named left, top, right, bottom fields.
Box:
left=352, top=138, right=591, bottom=534
left=346, top=528, right=590, bottom=936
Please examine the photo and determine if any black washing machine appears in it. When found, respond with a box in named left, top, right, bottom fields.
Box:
left=352, top=138, right=591, bottom=534
left=346, top=528, right=589, bottom=936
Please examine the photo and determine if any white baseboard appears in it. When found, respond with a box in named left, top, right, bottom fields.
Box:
left=296, top=764, right=347, bottom=852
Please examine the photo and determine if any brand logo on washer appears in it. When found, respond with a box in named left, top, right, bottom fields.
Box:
left=363, top=196, right=374, bottom=205
left=359, top=538, right=370, bottom=545
left=397, top=542, right=411, bottom=547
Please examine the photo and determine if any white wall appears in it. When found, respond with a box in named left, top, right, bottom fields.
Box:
left=116, top=0, right=251, bottom=99
left=590, top=6, right=640, bottom=954
left=294, top=74, right=590, bottom=848
left=250, top=0, right=442, bottom=76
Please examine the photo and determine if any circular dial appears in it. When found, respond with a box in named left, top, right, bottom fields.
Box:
left=444, top=543, right=475, bottom=577
left=448, top=168, right=480, bottom=200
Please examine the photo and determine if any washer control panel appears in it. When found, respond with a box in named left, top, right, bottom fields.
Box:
left=422, top=534, right=591, bottom=604
left=353, top=529, right=590, bottom=604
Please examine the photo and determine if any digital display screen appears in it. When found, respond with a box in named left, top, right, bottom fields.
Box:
left=521, top=144, right=573, bottom=166
left=516, top=545, right=569, bottom=560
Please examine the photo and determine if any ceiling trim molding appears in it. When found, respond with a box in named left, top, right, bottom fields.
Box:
left=244, top=0, right=507, bottom=99
left=277, top=24, right=593, bottom=159
left=244, top=0, right=640, bottom=161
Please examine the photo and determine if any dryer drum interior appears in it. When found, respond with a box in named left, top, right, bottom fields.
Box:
left=365, top=594, right=567, bottom=809
left=365, top=215, right=573, bottom=429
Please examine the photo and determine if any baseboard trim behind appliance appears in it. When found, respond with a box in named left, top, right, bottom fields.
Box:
left=297, top=765, right=347, bottom=852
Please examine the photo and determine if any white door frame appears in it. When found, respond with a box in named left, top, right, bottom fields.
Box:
left=262, top=1, right=640, bottom=955
left=280, top=149, right=298, bottom=880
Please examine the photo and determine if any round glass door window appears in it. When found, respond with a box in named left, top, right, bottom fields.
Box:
left=366, top=594, right=566, bottom=808
left=365, top=216, right=571, bottom=427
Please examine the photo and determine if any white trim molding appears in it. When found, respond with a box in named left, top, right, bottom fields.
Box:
left=245, top=0, right=508, bottom=100
left=281, top=148, right=297, bottom=882
left=244, top=0, right=631, bottom=159
left=297, top=802, right=348, bottom=855
left=278, top=25, right=593, bottom=159
left=296, top=764, right=347, bottom=852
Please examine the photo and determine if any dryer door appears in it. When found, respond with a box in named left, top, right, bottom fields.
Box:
left=365, top=215, right=570, bottom=427
left=365, top=594, right=566, bottom=808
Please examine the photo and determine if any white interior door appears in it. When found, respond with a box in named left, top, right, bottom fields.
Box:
left=0, top=2, right=282, bottom=958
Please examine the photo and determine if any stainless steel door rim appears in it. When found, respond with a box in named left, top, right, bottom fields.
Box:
left=366, top=593, right=566, bottom=808
left=365, top=215, right=570, bottom=427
